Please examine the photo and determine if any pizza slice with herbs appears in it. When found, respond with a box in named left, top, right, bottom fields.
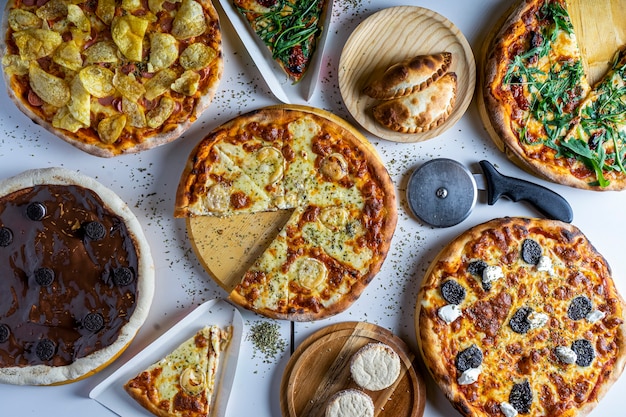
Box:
left=232, top=0, right=329, bottom=83
left=124, top=325, right=231, bottom=417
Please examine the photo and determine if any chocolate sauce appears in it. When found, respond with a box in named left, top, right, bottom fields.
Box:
left=0, top=184, right=139, bottom=367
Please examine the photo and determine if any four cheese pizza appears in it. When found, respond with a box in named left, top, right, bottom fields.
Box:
left=1, top=0, right=222, bottom=157
left=175, top=106, right=397, bottom=321
left=125, top=325, right=231, bottom=417
left=417, top=217, right=626, bottom=417
left=0, top=168, right=154, bottom=385
left=483, top=0, right=626, bottom=190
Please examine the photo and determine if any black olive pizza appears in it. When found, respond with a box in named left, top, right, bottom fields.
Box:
left=175, top=106, right=397, bottom=321
left=0, top=168, right=154, bottom=385
left=1, top=0, right=222, bottom=157
left=416, top=217, right=626, bottom=417
left=483, top=0, right=626, bottom=190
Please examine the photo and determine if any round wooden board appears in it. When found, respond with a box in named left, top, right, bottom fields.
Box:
left=280, top=321, right=426, bottom=417
left=338, top=6, right=476, bottom=143
left=476, top=0, right=626, bottom=176
left=186, top=104, right=389, bottom=293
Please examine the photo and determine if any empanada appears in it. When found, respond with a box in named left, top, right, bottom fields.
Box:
left=363, top=52, right=452, bottom=100
left=371, top=72, right=457, bottom=133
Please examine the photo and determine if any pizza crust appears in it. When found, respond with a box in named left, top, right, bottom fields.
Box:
left=0, top=168, right=154, bottom=385
left=416, top=217, right=626, bottom=417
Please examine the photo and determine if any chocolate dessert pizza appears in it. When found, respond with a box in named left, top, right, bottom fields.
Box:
left=1, top=0, right=222, bottom=157
left=417, top=217, right=626, bottom=417
left=0, top=168, right=154, bottom=385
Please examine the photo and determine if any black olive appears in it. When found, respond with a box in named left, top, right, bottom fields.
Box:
left=26, top=202, right=46, bottom=221
left=35, top=339, right=56, bottom=361
left=441, top=280, right=466, bottom=305
left=521, top=239, right=542, bottom=265
left=571, top=339, right=595, bottom=367
left=509, top=380, right=533, bottom=414
left=568, top=296, right=592, bottom=321
left=0, top=227, right=13, bottom=247
left=455, top=344, right=483, bottom=373
left=510, top=307, right=532, bottom=334
left=467, top=260, right=487, bottom=277
left=113, top=267, right=134, bottom=286
left=0, top=324, right=10, bottom=343
left=34, top=267, right=55, bottom=287
left=83, top=312, right=104, bottom=333
left=83, top=221, right=106, bottom=240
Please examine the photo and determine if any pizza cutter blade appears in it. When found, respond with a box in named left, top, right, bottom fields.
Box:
left=406, top=158, right=573, bottom=227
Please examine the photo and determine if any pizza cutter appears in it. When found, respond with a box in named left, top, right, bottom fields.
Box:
left=406, top=159, right=573, bottom=228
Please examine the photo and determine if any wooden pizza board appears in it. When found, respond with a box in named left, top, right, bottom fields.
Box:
left=280, top=321, right=426, bottom=417
left=186, top=105, right=387, bottom=293
left=476, top=0, right=626, bottom=172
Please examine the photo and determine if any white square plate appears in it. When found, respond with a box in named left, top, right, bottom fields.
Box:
left=217, top=0, right=335, bottom=104
left=89, top=299, right=243, bottom=417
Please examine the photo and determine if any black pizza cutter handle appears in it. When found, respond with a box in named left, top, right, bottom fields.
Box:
left=479, top=160, right=573, bottom=223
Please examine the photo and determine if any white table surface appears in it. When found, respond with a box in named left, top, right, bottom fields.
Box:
left=1, top=0, right=625, bottom=416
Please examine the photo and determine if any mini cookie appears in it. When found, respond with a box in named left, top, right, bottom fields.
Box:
left=363, top=52, right=452, bottom=100
left=325, top=389, right=375, bottom=417
left=350, top=342, right=401, bottom=391
left=371, top=72, right=457, bottom=133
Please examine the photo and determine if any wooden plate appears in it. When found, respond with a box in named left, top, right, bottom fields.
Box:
left=280, top=321, right=426, bottom=417
left=338, top=6, right=476, bottom=143
left=476, top=0, right=626, bottom=172
left=186, top=105, right=386, bottom=293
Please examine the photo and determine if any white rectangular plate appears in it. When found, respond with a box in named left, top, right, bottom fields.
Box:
left=218, top=0, right=334, bottom=103
left=89, top=299, right=243, bottom=417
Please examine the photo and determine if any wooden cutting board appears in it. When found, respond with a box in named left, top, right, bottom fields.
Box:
left=280, top=322, right=426, bottom=417
left=477, top=0, right=626, bottom=160
left=186, top=105, right=385, bottom=293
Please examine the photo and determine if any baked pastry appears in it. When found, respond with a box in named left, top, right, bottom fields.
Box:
left=363, top=52, right=452, bottom=99
left=175, top=106, right=397, bottom=321
left=0, top=167, right=154, bottom=385
left=1, top=0, right=223, bottom=157
left=371, top=72, right=457, bottom=133
left=350, top=342, right=401, bottom=391
left=125, top=325, right=231, bottom=417
left=325, top=389, right=374, bottom=417
left=416, top=217, right=626, bottom=417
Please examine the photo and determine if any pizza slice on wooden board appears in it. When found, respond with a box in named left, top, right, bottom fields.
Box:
left=176, top=106, right=397, bottom=321
left=232, top=0, right=329, bottom=83
left=124, top=325, right=231, bottom=417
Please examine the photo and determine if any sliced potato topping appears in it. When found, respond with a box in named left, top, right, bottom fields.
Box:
left=53, top=41, right=83, bottom=71
left=111, top=15, right=149, bottom=61
left=121, top=0, right=143, bottom=11
left=149, top=33, right=178, bottom=71
left=96, top=0, right=116, bottom=25
left=68, top=76, right=91, bottom=126
left=79, top=65, right=115, bottom=98
left=180, top=43, right=216, bottom=71
left=171, top=70, right=200, bottom=96
left=113, top=70, right=145, bottom=102
left=67, top=4, right=91, bottom=33
left=144, top=69, right=177, bottom=100
left=7, top=9, right=42, bottom=32
left=122, top=97, right=147, bottom=128
left=29, top=62, right=70, bottom=107
left=146, top=96, right=176, bottom=128
left=35, top=0, right=67, bottom=21
left=172, top=0, right=207, bottom=40
left=98, top=114, right=127, bottom=144
left=2, top=54, right=29, bottom=76
left=84, top=41, right=120, bottom=65
left=13, top=28, right=62, bottom=61
left=52, top=106, right=85, bottom=132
